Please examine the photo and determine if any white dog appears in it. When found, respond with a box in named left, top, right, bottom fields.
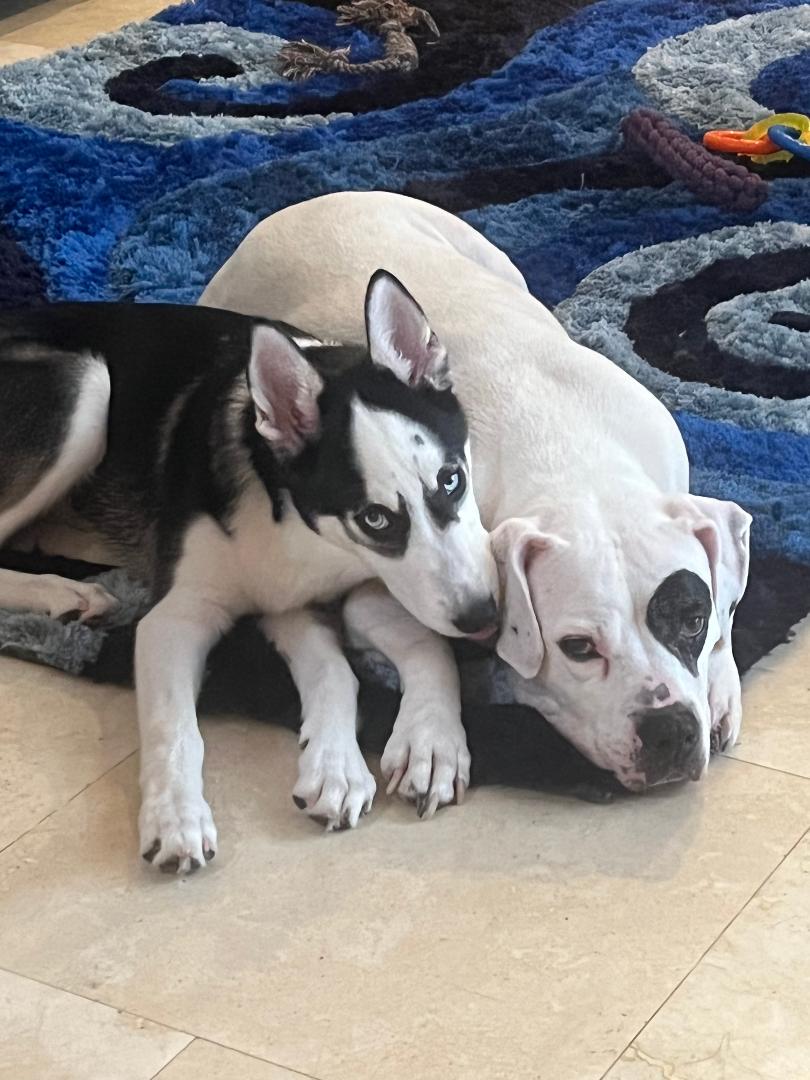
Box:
left=201, top=192, right=751, bottom=799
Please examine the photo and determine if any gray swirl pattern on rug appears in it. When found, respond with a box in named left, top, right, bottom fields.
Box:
left=555, top=221, right=810, bottom=436
left=706, top=281, right=810, bottom=371
left=0, top=21, right=336, bottom=145
left=633, top=5, right=810, bottom=128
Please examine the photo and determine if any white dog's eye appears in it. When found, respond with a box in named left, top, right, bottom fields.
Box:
left=682, top=615, right=707, bottom=637
left=559, top=636, right=601, bottom=662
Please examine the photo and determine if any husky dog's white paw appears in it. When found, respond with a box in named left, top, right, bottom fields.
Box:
left=139, top=784, right=217, bottom=875
left=293, top=733, right=376, bottom=831
left=34, top=574, right=118, bottom=623
left=382, top=701, right=471, bottom=819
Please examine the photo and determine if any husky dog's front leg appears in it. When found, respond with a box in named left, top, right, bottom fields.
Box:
left=343, top=582, right=470, bottom=819
left=262, top=608, right=375, bottom=830
left=136, top=588, right=232, bottom=874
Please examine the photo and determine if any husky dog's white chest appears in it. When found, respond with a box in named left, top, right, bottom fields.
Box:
left=172, top=482, right=370, bottom=618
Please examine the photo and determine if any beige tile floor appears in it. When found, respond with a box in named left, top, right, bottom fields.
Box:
left=2, top=5, right=810, bottom=1078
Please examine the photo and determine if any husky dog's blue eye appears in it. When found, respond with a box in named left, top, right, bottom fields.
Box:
left=354, top=496, right=410, bottom=552
left=361, top=506, right=390, bottom=531
left=438, top=465, right=465, bottom=501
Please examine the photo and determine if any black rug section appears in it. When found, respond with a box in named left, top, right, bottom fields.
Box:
left=0, top=224, right=46, bottom=310
left=5, top=547, right=806, bottom=801
left=106, top=54, right=250, bottom=118
left=402, top=151, right=673, bottom=213
left=731, top=555, right=810, bottom=674
left=105, top=0, right=597, bottom=120
left=625, top=248, right=810, bottom=399
left=744, top=156, right=810, bottom=180
left=770, top=310, right=810, bottom=332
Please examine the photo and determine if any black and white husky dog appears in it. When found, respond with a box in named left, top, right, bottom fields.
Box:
left=0, top=272, right=498, bottom=874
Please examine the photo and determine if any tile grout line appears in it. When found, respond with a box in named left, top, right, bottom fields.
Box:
left=0, top=963, right=323, bottom=1080
left=0, top=747, right=138, bottom=858
left=149, top=1037, right=325, bottom=1080
left=724, top=753, right=810, bottom=783
left=148, top=1041, right=192, bottom=1079
left=596, top=821, right=810, bottom=1079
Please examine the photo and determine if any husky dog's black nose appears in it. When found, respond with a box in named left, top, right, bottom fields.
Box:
left=453, top=595, right=498, bottom=638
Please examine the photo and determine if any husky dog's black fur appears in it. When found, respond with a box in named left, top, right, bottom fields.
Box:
left=0, top=301, right=467, bottom=593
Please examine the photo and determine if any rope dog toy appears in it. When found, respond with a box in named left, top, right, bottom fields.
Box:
left=622, top=108, right=768, bottom=212
left=278, top=0, right=439, bottom=81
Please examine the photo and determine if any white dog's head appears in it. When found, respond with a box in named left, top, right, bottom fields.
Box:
left=493, top=494, right=751, bottom=790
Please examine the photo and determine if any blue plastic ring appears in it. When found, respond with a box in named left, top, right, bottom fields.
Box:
left=767, top=124, right=810, bottom=161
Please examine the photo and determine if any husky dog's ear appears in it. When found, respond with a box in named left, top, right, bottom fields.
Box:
left=248, top=324, right=324, bottom=457
left=365, top=270, right=451, bottom=390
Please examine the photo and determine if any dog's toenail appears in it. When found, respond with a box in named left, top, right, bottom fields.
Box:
left=160, top=857, right=180, bottom=874
left=292, top=795, right=307, bottom=810
left=143, top=839, right=161, bottom=863
left=204, top=848, right=215, bottom=861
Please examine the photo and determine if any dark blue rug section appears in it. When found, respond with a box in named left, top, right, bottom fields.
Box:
left=0, top=0, right=808, bottom=705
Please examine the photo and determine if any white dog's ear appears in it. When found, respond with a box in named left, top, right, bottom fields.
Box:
left=492, top=517, right=564, bottom=680
left=248, top=324, right=324, bottom=457
left=671, top=495, right=752, bottom=643
left=365, top=270, right=450, bottom=390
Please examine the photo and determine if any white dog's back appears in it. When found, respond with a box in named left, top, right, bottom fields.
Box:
left=200, top=191, right=689, bottom=520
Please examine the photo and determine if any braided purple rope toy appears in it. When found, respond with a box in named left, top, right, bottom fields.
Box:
left=622, top=108, right=769, bottom=213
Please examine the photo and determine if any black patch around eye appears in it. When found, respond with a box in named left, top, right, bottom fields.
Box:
left=423, top=464, right=466, bottom=529
left=346, top=493, right=410, bottom=558
left=646, top=570, right=712, bottom=676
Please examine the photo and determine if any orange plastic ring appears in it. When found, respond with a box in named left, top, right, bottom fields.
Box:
left=702, top=129, right=780, bottom=155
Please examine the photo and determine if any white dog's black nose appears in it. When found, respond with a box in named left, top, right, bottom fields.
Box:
left=634, top=704, right=703, bottom=786
left=452, top=595, right=498, bottom=639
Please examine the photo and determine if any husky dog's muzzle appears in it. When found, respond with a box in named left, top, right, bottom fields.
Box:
left=452, top=593, right=499, bottom=640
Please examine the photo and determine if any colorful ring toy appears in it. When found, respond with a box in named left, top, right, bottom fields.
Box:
left=703, top=113, right=810, bottom=164
left=703, top=129, right=778, bottom=155
left=767, top=124, right=810, bottom=162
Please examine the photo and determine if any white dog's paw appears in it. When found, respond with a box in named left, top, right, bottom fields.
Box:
left=139, top=784, right=217, bottom=875
left=292, top=734, right=376, bottom=831
left=709, top=649, right=743, bottom=754
left=381, top=702, right=471, bottom=819
left=35, top=574, right=118, bottom=623
left=710, top=692, right=743, bottom=755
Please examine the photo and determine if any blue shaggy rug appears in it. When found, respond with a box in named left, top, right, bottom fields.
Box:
left=0, top=0, right=808, bottom=793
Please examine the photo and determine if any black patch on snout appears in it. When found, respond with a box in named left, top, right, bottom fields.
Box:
left=636, top=682, right=670, bottom=708
left=646, top=570, right=711, bottom=676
